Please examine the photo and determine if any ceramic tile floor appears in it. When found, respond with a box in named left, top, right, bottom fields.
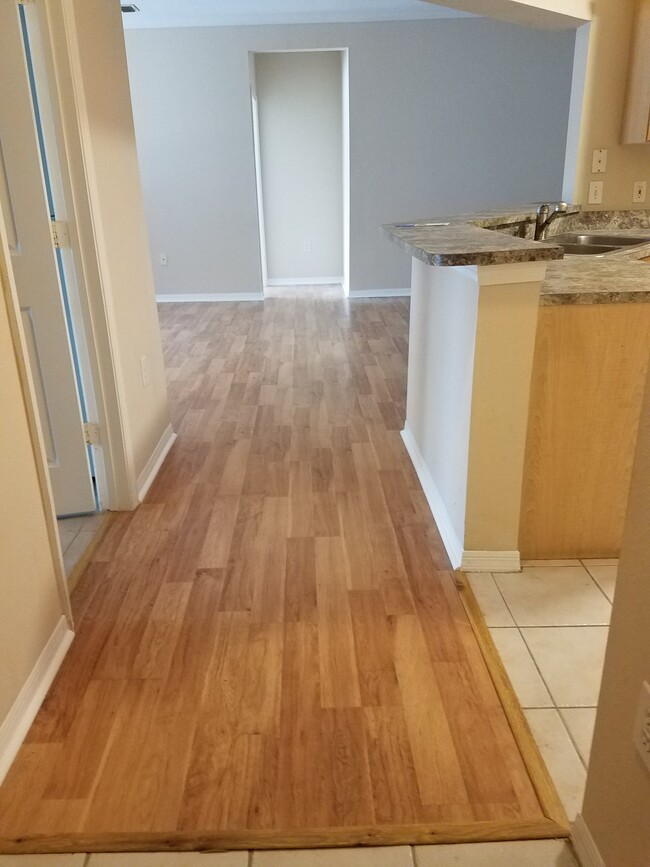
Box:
left=0, top=841, right=580, bottom=866
left=469, top=558, right=618, bottom=822
left=3, top=561, right=601, bottom=866
left=56, top=513, right=105, bottom=577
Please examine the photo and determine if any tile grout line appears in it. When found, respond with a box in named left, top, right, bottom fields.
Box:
left=491, top=571, right=595, bottom=813
left=517, top=624, right=562, bottom=709
left=491, top=623, right=610, bottom=630
left=488, top=569, right=593, bottom=774
left=557, top=708, right=591, bottom=773
left=515, top=614, right=593, bottom=775
left=492, top=568, right=608, bottom=707
left=581, top=559, right=617, bottom=607
left=493, top=564, right=612, bottom=628
left=491, top=578, right=559, bottom=707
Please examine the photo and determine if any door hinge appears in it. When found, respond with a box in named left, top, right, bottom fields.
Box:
left=50, top=220, right=69, bottom=249
left=83, top=422, right=101, bottom=447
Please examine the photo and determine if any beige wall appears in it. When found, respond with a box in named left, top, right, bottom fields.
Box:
left=255, top=51, right=343, bottom=283
left=42, top=0, right=171, bottom=496
left=580, top=367, right=650, bottom=865
left=465, top=273, right=541, bottom=552
left=0, top=229, right=66, bottom=731
left=65, top=0, right=170, bottom=480
left=567, top=0, right=650, bottom=209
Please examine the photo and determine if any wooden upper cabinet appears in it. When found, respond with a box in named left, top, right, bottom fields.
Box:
left=621, top=0, right=650, bottom=144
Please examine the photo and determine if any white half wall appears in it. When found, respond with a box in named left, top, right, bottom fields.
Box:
left=124, top=18, right=576, bottom=297
left=404, top=258, right=543, bottom=571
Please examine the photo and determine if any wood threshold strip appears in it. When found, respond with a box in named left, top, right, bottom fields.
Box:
left=457, top=571, right=570, bottom=831
left=1, top=818, right=566, bottom=855
left=0, top=573, right=569, bottom=855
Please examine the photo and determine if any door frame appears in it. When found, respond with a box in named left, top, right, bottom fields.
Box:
left=19, top=0, right=140, bottom=512
left=16, top=1, right=98, bottom=515
left=249, top=47, right=351, bottom=297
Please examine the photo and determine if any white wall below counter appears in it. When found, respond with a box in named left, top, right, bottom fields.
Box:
left=124, top=18, right=575, bottom=298
left=403, top=258, right=545, bottom=572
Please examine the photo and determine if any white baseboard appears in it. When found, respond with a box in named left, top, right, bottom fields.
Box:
left=137, top=423, right=177, bottom=502
left=460, top=549, right=521, bottom=572
left=156, top=292, right=264, bottom=302
left=349, top=287, right=410, bottom=298
left=572, top=814, right=606, bottom=867
left=265, top=277, right=343, bottom=287
left=401, top=425, right=463, bottom=568
left=0, top=616, right=74, bottom=786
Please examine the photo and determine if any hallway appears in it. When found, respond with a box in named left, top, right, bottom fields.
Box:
left=0, top=291, right=560, bottom=852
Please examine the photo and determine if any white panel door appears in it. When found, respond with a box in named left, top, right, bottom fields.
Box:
left=0, top=2, right=95, bottom=516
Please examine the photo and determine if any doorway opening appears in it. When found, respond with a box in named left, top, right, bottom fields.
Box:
left=0, top=2, right=109, bottom=575
left=250, top=49, right=350, bottom=297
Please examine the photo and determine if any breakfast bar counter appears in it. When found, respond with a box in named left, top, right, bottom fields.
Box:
left=383, top=205, right=650, bottom=568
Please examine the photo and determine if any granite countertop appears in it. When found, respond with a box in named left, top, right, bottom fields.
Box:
left=541, top=215, right=650, bottom=305
left=383, top=206, right=650, bottom=305
left=382, top=208, right=567, bottom=267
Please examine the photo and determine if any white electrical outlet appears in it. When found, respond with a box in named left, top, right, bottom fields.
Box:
left=588, top=180, right=604, bottom=205
left=591, top=149, right=607, bottom=173
left=633, top=181, right=647, bottom=203
left=303, top=241, right=312, bottom=253
left=140, top=355, right=150, bottom=387
left=160, top=253, right=168, bottom=266
left=634, top=681, right=650, bottom=776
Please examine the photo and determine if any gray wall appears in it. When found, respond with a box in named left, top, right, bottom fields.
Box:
left=125, top=19, right=575, bottom=296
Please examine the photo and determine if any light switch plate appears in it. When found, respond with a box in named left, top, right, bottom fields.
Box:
left=592, top=149, right=607, bottom=173
left=588, top=181, right=604, bottom=204
left=633, top=181, right=647, bottom=203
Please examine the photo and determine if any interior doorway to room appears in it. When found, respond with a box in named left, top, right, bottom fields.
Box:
left=0, top=2, right=113, bottom=576
left=0, top=2, right=96, bottom=518
left=0, top=3, right=106, bottom=572
left=250, top=49, right=350, bottom=296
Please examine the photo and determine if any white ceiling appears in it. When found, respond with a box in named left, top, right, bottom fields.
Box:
left=121, top=0, right=475, bottom=30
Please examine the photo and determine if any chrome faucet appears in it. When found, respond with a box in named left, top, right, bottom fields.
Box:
left=535, top=201, right=569, bottom=240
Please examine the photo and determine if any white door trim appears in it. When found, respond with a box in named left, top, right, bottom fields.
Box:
left=36, top=0, right=139, bottom=510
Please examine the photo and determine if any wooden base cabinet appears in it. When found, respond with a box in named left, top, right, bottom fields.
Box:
left=519, top=303, right=650, bottom=559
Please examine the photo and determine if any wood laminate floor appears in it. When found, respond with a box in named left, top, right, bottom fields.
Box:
left=0, top=287, right=562, bottom=852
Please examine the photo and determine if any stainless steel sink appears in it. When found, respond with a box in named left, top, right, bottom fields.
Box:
left=548, top=232, right=650, bottom=256
left=557, top=243, right=620, bottom=255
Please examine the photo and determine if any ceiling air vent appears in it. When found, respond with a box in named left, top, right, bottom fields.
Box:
left=121, top=4, right=140, bottom=12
